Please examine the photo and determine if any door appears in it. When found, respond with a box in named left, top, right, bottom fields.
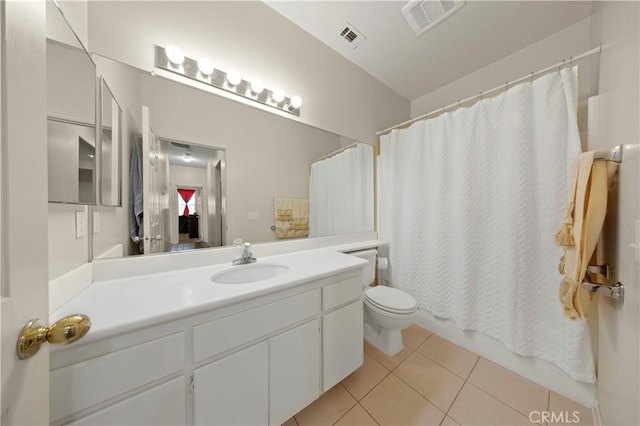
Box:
left=1, top=1, right=50, bottom=424
left=215, top=160, right=223, bottom=246
left=141, top=106, right=162, bottom=254
left=322, top=301, right=364, bottom=392
left=194, top=342, right=268, bottom=425
left=269, top=319, right=321, bottom=425
left=196, top=188, right=207, bottom=243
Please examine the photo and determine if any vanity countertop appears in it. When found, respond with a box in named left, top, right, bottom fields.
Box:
left=50, top=248, right=367, bottom=345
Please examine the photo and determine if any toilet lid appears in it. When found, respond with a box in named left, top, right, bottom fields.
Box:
left=365, top=286, right=416, bottom=313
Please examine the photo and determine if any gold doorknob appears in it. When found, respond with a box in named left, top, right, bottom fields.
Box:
left=16, top=314, right=91, bottom=360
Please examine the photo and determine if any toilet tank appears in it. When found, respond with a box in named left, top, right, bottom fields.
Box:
left=349, top=249, right=377, bottom=286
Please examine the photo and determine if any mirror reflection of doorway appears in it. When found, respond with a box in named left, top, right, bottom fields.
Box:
left=161, top=138, right=226, bottom=252
left=177, top=186, right=204, bottom=246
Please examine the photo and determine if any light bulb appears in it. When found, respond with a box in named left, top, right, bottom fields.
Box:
left=198, top=57, right=214, bottom=76
left=227, top=69, right=241, bottom=86
left=290, top=95, right=302, bottom=109
left=251, top=78, right=264, bottom=94
left=165, top=44, right=184, bottom=65
left=272, top=88, right=285, bottom=103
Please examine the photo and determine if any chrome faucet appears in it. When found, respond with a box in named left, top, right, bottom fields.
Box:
left=232, top=242, right=256, bottom=265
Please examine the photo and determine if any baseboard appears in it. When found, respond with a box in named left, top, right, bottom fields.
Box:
left=94, top=243, right=124, bottom=259
left=592, top=404, right=602, bottom=426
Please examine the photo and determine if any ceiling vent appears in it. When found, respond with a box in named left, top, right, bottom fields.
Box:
left=401, top=0, right=465, bottom=35
left=339, top=22, right=366, bottom=49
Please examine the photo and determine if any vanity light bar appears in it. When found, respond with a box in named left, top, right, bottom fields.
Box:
left=155, top=45, right=301, bottom=117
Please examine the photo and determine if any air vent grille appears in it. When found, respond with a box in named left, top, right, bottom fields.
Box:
left=339, top=22, right=365, bottom=49
left=402, top=0, right=465, bottom=35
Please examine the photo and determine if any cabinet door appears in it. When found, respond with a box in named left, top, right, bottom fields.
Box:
left=69, top=377, right=185, bottom=425
left=194, top=342, right=268, bottom=425
left=322, top=300, right=364, bottom=391
left=270, top=319, right=321, bottom=425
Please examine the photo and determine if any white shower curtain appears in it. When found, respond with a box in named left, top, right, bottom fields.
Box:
left=379, top=67, right=595, bottom=383
left=309, top=143, right=374, bottom=237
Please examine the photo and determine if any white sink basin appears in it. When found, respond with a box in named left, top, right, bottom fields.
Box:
left=211, top=263, right=290, bottom=284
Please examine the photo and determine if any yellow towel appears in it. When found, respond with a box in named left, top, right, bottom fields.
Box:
left=556, top=152, right=617, bottom=320
left=274, top=198, right=309, bottom=239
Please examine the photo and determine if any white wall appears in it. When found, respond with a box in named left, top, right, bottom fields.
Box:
left=55, top=0, right=88, bottom=50
left=410, top=18, right=593, bottom=141
left=87, top=0, right=409, bottom=143
left=48, top=205, right=89, bottom=280
left=588, top=2, right=639, bottom=425
left=140, top=73, right=342, bottom=245
left=171, top=165, right=206, bottom=190
left=47, top=41, right=95, bottom=124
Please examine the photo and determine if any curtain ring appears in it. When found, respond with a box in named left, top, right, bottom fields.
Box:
left=478, top=91, right=483, bottom=100
left=569, top=56, right=574, bottom=67
left=457, top=99, right=462, bottom=108
left=442, top=106, right=445, bottom=115
left=505, top=81, right=509, bottom=91
left=530, top=72, right=534, bottom=83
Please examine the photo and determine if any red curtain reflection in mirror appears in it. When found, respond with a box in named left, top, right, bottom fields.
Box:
left=177, top=188, right=196, bottom=216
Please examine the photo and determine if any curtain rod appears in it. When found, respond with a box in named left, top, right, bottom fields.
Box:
left=310, top=141, right=362, bottom=164
left=377, top=46, right=602, bottom=136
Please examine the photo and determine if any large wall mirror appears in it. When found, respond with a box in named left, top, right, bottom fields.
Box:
left=87, top=55, right=374, bottom=258
left=46, top=1, right=97, bottom=204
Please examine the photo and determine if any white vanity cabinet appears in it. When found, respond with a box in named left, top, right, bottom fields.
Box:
left=269, top=319, right=321, bottom=425
left=194, top=342, right=269, bottom=425
left=322, top=300, right=364, bottom=392
left=50, top=267, right=364, bottom=426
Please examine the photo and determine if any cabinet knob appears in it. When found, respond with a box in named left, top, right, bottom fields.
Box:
left=17, top=314, right=91, bottom=359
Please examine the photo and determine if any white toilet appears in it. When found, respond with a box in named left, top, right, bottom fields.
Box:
left=351, top=249, right=417, bottom=356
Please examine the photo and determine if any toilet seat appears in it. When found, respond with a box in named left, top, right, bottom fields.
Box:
left=365, top=286, right=416, bottom=315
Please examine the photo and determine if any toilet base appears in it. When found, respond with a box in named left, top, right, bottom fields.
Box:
left=364, top=320, right=404, bottom=356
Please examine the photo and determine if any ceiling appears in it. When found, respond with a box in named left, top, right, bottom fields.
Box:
left=162, top=139, right=222, bottom=169
left=264, top=1, right=593, bottom=101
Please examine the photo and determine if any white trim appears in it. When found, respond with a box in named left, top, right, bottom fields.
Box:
left=592, top=404, right=602, bottom=426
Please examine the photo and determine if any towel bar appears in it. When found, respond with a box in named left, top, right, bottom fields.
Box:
left=586, top=263, right=610, bottom=278
left=582, top=281, right=624, bottom=304
left=593, top=145, right=623, bottom=163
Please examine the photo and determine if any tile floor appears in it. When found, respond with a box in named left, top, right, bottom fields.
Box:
left=285, top=325, right=593, bottom=426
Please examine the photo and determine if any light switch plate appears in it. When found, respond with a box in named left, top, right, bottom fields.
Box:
left=75, top=211, right=85, bottom=239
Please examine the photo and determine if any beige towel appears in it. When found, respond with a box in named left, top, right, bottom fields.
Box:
left=556, top=152, right=617, bottom=320
left=274, top=198, right=309, bottom=239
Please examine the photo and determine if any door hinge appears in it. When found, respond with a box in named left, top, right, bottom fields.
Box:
left=189, top=376, right=195, bottom=395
